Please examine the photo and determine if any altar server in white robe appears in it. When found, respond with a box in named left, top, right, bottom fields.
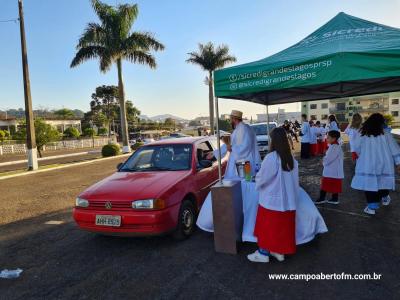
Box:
left=217, top=110, right=261, bottom=180
left=300, top=114, right=311, bottom=159
left=248, top=127, right=298, bottom=263
left=344, top=113, right=362, bottom=161
left=351, top=113, right=400, bottom=215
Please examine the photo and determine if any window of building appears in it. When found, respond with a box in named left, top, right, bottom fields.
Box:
left=321, top=114, right=328, bottom=120
left=310, top=104, right=317, bottom=109
left=392, top=99, right=399, bottom=105
left=321, top=103, right=328, bottom=109
left=336, top=114, right=346, bottom=122
left=336, top=103, right=346, bottom=111
left=356, top=101, right=361, bottom=104
left=303, top=104, right=307, bottom=108
left=392, top=111, right=399, bottom=117
left=348, top=112, right=353, bottom=117
left=310, top=115, right=317, bottom=120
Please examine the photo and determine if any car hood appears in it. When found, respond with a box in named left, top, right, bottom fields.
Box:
left=80, top=170, right=191, bottom=201
left=256, top=135, right=269, bottom=142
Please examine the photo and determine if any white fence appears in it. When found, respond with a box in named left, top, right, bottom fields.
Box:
left=0, top=137, right=116, bottom=155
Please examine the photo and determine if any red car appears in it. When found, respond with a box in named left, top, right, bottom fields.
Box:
left=73, top=137, right=227, bottom=239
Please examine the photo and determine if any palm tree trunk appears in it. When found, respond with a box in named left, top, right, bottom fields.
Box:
left=117, top=58, right=130, bottom=153
left=208, top=71, right=215, bottom=134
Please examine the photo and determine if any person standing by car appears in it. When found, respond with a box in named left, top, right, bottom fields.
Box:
left=210, top=110, right=260, bottom=180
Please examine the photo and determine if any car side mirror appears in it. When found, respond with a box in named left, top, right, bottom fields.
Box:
left=199, top=160, right=213, bottom=169
left=117, top=162, right=124, bottom=170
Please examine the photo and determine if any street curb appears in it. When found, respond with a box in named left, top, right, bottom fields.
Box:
left=0, top=153, right=131, bottom=181
left=0, top=150, right=102, bottom=167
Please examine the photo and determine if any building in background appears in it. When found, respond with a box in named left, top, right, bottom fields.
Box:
left=0, top=118, right=81, bottom=133
left=301, top=91, right=400, bottom=127
left=257, top=108, right=301, bottom=124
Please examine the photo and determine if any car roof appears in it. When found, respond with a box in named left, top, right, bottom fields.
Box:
left=145, top=136, right=212, bottom=146
left=250, top=122, right=278, bottom=126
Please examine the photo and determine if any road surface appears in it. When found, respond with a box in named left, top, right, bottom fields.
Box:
left=0, top=147, right=399, bottom=299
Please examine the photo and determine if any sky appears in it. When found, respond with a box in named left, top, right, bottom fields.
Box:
left=1, top=0, right=400, bottom=120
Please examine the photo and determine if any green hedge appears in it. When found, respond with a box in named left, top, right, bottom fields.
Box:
left=131, top=142, right=144, bottom=150
left=102, top=143, right=121, bottom=157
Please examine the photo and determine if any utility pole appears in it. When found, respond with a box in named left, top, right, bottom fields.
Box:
left=18, top=0, right=38, bottom=170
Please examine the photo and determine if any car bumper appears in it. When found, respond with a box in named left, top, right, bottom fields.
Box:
left=73, top=205, right=179, bottom=236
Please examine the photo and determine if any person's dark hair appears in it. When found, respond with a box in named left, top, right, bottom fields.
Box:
left=269, top=127, right=294, bottom=171
left=316, top=121, right=321, bottom=125
left=327, top=130, right=341, bottom=140
left=328, top=115, right=337, bottom=123
left=360, top=113, right=384, bottom=137
left=301, top=114, right=307, bottom=120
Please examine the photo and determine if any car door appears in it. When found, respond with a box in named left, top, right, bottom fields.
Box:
left=193, top=140, right=217, bottom=202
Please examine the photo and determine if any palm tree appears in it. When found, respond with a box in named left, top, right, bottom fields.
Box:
left=71, top=0, right=164, bottom=152
left=186, top=42, right=236, bottom=131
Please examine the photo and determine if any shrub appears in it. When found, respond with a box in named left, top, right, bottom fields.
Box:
left=102, top=143, right=120, bottom=157
left=131, top=142, right=144, bottom=150
left=98, top=127, right=108, bottom=135
left=83, top=128, right=96, bottom=137
left=64, top=127, right=81, bottom=139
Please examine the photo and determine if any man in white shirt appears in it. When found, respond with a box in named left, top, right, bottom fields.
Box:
left=300, top=114, right=311, bottom=159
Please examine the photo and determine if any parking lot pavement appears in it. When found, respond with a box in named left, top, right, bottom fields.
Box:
left=0, top=145, right=399, bottom=299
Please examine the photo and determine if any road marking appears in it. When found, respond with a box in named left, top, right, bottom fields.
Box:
left=319, top=206, right=400, bottom=225
left=0, top=150, right=101, bottom=167
left=45, top=220, right=65, bottom=225
left=0, top=154, right=131, bottom=181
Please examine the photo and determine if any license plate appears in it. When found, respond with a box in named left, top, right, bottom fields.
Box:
left=95, top=215, right=121, bottom=227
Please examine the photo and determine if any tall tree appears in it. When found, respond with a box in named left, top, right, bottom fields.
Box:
left=71, top=0, right=164, bottom=152
left=91, top=85, right=119, bottom=137
left=54, top=108, right=75, bottom=120
left=186, top=42, right=236, bottom=131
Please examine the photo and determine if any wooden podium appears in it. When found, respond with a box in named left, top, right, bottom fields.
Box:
left=211, top=180, right=243, bottom=254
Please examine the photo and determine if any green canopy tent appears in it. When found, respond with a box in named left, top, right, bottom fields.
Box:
left=212, top=12, right=400, bottom=182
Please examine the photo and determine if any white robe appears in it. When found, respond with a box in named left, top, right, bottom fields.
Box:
left=196, top=182, right=328, bottom=244
left=344, top=126, right=361, bottom=152
left=218, top=122, right=261, bottom=180
left=301, top=122, right=311, bottom=143
left=351, top=133, right=400, bottom=191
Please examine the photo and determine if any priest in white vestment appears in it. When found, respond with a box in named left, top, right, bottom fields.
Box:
left=214, top=110, right=261, bottom=180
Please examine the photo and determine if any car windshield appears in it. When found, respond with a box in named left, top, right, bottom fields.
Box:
left=119, top=144, right=192, bottom=172
left=251, top=124, right=276, bottom=136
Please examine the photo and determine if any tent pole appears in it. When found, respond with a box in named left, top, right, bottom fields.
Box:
left=215, top=97, right=223, bottom=184
left=266, top=105, right=270, bottom=139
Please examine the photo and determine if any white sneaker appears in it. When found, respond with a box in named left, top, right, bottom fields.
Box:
left=364, top=206, right=376, bottom=215
left=247, top=250, right=269, bottom=263
left=382, top=195, right=391, bottom=206
left=270, top=252, right=285, bottom=262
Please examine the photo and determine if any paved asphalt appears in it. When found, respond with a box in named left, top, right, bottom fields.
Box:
left=0, top=146, right=399, bottom=299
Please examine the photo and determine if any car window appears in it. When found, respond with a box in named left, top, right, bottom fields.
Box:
left=251, top=124, right=277, bottom=136
left=120, top=144, right=192, bottom=172
left=196, top=141, right=215, bottom=168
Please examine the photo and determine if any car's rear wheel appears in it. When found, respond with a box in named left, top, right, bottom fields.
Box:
left=173, top=200, right=196, bottom=240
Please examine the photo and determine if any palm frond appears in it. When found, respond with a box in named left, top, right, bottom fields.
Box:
left=77, top=22, right=106, bottom=48
left=91, top=0, right=114, bottom=25
left=70, top=46, right=106, bottom=68
left=124, top=50, right=156, bottom=69
left=124, top=31, right=165, bottom=52
left=186, top=42, right=236, bottom=71
left=117, top=3, right=139, bottom=35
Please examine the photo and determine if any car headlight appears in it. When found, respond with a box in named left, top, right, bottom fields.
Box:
left=132, top=199, right=165, bottom=210
left=75, top=197, right=89, bottom=208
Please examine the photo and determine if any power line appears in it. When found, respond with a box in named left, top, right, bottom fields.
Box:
left=0, top=18, right=19, bottom=23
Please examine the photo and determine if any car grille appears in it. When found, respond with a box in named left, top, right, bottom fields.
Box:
left=88, top=200, right=132, bottom=211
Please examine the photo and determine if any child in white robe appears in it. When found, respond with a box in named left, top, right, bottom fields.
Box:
left=309, top=121, right=319, bottom=156
left=344, top=113, right=362, bottom=161
left=315, top=130, right=344, bottom=205
left=351, top=113, right=400, bottom=215
left=248, top=127, right=298, bottom=263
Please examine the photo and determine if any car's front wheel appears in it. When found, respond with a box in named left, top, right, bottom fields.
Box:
left=173, top=200, right=196, bottom=240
